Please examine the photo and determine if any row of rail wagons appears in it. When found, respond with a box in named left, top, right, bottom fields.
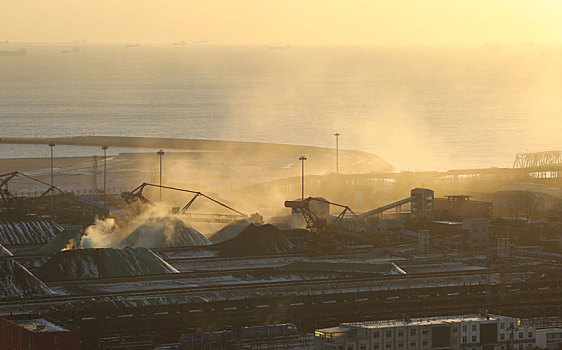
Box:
left=241, top=323, right=298, bottom=339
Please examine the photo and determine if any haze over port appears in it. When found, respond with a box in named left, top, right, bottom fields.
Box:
left=1, top=2, right=562, bottom=350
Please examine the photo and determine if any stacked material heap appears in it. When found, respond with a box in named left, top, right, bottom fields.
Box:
left=0, top=220, right=63, bottom=245
left=210, top=219, right=262, bottom=243
left=37, top=247, right=179, bottom=281
left=284, top=260, right=406, bottom=275
left=122, top=217, right=210, bottom=248
left=0, top=259, right=55, bottom=300
left=215, top=224, right=294, bottom=256
left=39, top=226, right=83, bottom=254
left=0, top=244, right=13, bottom=256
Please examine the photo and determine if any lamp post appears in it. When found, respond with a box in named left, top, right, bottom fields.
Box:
left=334, top=133, right=340, bottom=175
left=157, top=149, right=165, bottom=201
left=48, top=142, right=55, bottom=211
left=299, top=155, right=307, bottom=201
left=101, top=145, right=108, bottom=212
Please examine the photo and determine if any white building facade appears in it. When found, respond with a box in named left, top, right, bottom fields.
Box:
left=314, top=314, right=537, bottom=350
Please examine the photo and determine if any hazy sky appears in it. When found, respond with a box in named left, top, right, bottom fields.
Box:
left=2, top=0, right=562, bottom=45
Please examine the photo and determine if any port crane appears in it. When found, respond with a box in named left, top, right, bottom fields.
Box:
left=122, top=183, right=247, bottom=223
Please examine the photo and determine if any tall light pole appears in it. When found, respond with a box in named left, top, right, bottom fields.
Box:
left=101, top=145, right=108, bottom=212
left=157, top=149, right=165, bottom=201
left=48, top=142, right=55, bottom=211
left=299, top=155, right=307, bottom=201
left=334, top=133, right=340, bottom=175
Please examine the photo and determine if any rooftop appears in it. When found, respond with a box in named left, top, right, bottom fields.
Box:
left=317, top=314, right=513, bottom=334
left=12, top=318, right=70, bottom=333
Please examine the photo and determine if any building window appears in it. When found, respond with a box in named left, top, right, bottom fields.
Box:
left=518, top=332, right=523, bottom=339
left=472, top=325, right=477, bottom=331
left=398, top=343, right=403, bottom=348
left=422, top=340, right=428, bottom=346
left=398, top=330, right=403, bottom=337
left=462, top=336, right=467, bottom=343
left=528, top=332, right=533, bottom=338
left=472, top=336, right=476, bottom=342
left=385, top=331, right=391, bottom=338
left=374, top=345, right=379, bottom=350
left=347, top=346, right=353, bottom=350
left=422, top=330, right=428, bottom=336
left=500, top=323, right=505, bottom=329
left=462, top=325, right=467, bottom=332
left=385, top=344, right=391, bottom=349
left=410, top=342, right=416, bottom=347
left=360, top=346, right=366, bottom=350
left=500, top=334, right=505, bottom=340
left=410, top=329, right=416, bottom=336
left=453, top=327, right=457, bottom=333
left=374, top=331, right=380, bottom=339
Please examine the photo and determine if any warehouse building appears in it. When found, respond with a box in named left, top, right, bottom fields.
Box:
left=0, top=316, right=80, bottom=350
left=314, top=314, right=536, bottom=350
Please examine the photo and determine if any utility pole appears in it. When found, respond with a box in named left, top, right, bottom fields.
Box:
left=48, top=142, right=55, bottom=211
left=102, top=145, right=108, bottom=213
left=334, top=133, right=340, bottom=174
left=299, top=155, right=307, bottom=201
left=157, top=150, right=165, bottom=201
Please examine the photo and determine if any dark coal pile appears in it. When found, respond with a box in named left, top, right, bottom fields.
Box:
left=0, top=220, right=63, bottom=245
left=37, top=247, right=179, bottom=281
left=0, top=259, right=55, bottom=300
left=122, top=217, right=210, bottom=248
left=214, top=224, right=295, bottom=256
left=210, top=219, right=262, bottom=243
left=39, top=226, right=83, bottom=254
left=0, top=244, right=13, bottom=256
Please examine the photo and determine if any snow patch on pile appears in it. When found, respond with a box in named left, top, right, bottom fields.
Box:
left=0, top=259, right=55, bottom=300
left=0, top=220, right=63, bottom=245
left=0, top=244, right=13, bottom=256
left=37, top=247, right=179, bottom=281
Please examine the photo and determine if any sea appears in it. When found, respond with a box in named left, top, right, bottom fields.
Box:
left=1, top=43, right=561, bottom=170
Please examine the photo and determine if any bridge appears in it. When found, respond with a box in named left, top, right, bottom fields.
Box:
left=513, top=151, right=562, bottom=168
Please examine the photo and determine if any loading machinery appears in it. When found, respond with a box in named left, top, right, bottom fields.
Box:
left=122, top=183, right=247, bottom=223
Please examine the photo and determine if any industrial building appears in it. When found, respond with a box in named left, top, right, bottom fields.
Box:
left=0, top=316, right=80, bottom=350
left=314, top=314, right=536, bottom=350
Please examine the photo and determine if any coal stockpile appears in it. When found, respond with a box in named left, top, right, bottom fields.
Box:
left=209, top=219, right=262, bottom=243
left=214, top=224, right=296, bottom=257
left=37, top=247, right=179, bottom=281
left=0, top=220, right=63, bottom=245
left=122, top=217, right=210, bottom=248
left=39, top=226, right=83, bottom=254
left=0, top=244, right=13, bottom=256
left=0, top=259, right=55, bottom=300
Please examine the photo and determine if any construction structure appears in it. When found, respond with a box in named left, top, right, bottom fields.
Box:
left=357, top=188, right=434, bottom=222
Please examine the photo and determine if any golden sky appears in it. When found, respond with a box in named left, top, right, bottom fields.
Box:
left=2, top=0, right=562, bottom=45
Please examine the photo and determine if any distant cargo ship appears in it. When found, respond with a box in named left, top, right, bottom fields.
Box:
left=61, top=47, right=80, bottom=54
left=0, top=48, right=26, bottom=56
left=173, top=40, right=186, bottom=46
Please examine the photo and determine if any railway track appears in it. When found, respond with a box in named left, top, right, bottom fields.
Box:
left=1, top=267, right=550, bottom=307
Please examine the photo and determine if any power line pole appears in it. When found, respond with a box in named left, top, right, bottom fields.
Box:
left=157, top=150, right=165, bottom=201
left=48, top=142, right=55, bottom=211
left=334, top=133, right=340, bottom=174
left=102, top=145, right=108, bottom=213
left=299, top=155, right=307, bottom=201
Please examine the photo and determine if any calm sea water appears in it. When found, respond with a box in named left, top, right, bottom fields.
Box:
left=1, top=44, right=561, bottom=170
